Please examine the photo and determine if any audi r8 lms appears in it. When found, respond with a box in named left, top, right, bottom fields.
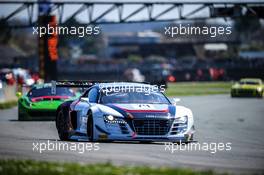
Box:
left=55, top=82, right=195, bottom=142
left=231, top=78, right=263, bottom=98
left=17, top=83, right=79, bottom=121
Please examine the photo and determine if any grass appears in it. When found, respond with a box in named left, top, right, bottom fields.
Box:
left=0, top=100, right=17, bottom=109
left=0, top=159, right=221, bottom=175
left=165, top=82, right=232, bottom=96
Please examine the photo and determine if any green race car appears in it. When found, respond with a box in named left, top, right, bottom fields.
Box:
left=17, top=83, right=79, bottom=121
left=231, top=78, right=263, bottom=98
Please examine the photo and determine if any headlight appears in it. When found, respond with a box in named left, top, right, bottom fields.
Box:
left=106, top=115, right=114, bottom=121
left=174, top=116, right=188, bottom=123
left=104, top=115, right=126, bottom=124
left=257, top=87, right=262, bottom=92
left=233, top=83, right=240, bottom=89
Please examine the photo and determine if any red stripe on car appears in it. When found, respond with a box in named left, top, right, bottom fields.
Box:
left=31, top=96, right=70, bottom=102
left=114, top=105, right=169, bottom=113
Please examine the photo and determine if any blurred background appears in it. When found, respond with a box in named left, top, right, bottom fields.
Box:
left=0, top=0, right=263, bottom=100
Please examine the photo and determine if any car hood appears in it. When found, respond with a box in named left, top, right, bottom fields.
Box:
left=28, top=100, right=63, bottom=110
left=104, top=103, right=176, bottom=119
left=20, top=95, right=78, bottom=110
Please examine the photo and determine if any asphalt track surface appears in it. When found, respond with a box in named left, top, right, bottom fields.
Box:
left=0, top=95, right=264, bottom=174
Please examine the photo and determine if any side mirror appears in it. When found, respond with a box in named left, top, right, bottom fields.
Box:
left=170, top=98, right=180, bottom=105
left=80, top=97, right=89, bottom=103
left=16, top=92, right=22, bottom=98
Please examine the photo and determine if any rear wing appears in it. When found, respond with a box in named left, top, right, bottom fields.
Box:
left=52, top=80, right=96, bottom=88
left=50, top=80, right=152, bottom=94
left=52, top=80, right=151, bottom=88
left=51, top=80, right=96, bottom=95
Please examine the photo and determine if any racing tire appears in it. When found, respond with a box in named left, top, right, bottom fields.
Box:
left=18, top=102, right=27, bottom=121
left=18, top=112, right=26, bottom=121
left=258, top=91, right=263, bottom=98
left=189, top=134, right=194, bottom=141
left=56, top=108, right=71, bottom=141
left=18, top=108, right=24, bottom=121
left=231, top=92, right=236, bottom=98
left=174, top=134, right=194, bottom=144
left=87, top=111, right=94, bottom=142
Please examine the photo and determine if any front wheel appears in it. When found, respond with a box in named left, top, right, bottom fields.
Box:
left=183, top=134, right=194, bottom=143
left=257, top=91, right=263, bottom=98
left=189, top=133, right=194, bottom=141
left=87, top=111, right=94, bottom=142
left=56, top=109, right=71, bottom=141
left=18, top=102, right=27, bottom=121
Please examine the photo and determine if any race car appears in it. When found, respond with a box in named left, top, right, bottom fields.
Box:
left=17, top=83, right=79, bottom=121
left=231, top=78, right=263, bottom=98
left=55, top=81, right=195, bottom=142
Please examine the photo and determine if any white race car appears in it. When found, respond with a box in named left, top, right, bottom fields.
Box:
left=55, top=81, right=195, bottom=142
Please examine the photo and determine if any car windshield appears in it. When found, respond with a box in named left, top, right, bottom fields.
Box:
left=239, top=81, right=260, bottom=85
left=100, top=89, right=170, bottom=104
left=27, top=87, right=75, bottom=98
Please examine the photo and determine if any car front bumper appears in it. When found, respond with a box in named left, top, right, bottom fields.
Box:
left=18, top=103, right=56, bottom=121
left=231, top=88, right=261, bottom=97
left=93, top=118, right=195, bottom=142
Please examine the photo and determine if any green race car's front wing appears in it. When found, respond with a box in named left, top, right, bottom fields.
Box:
left=18, top=98, right=72, bottom=121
